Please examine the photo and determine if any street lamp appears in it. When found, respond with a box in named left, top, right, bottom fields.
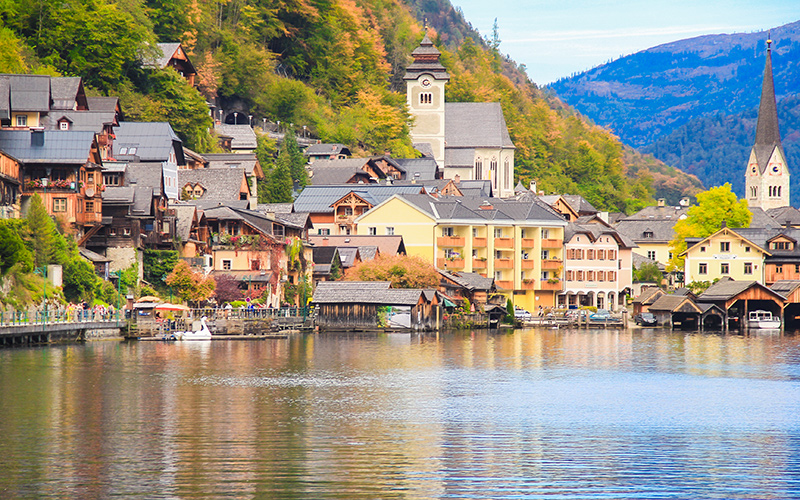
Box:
left=262, top=118, right=267, bottom=132
left=248, top=114, right=253, bottom=127
left=218, top=109, right=223, bottom=124
left=234, top=112, right=239, bottom=124
left=303, top=125, right=307, bottom=138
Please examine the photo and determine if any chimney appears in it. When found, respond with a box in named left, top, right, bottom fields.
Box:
left=479, top=200, right=493, bottom=210
left=530, top=180, right=537, bottom=193
left=657, top=198, right=665, bottom=207
left=453, top=174, right=461, bottom=183
left=322, top=237, right=329, bottom=246
left=721, top=220, right=727, bottom=228
left=30, top=127, right=45, bottom=147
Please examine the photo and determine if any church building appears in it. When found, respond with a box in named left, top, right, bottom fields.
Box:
left=405, top=35, right=516, bottom=198
left=746, top=36, right=790, bottom=210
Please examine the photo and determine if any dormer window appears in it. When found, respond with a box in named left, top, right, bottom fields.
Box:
left=119, top=147, right=128, bottom=155
left=59, top=121, right=69, bottom=130
left=643, top=231, right=654, bottom=238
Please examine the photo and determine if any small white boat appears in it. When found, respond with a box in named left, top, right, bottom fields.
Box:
left=175, top=316, right=212, bottom=341
left=748, top=310, right=781, bottom=329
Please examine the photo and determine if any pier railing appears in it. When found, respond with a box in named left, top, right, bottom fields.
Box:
left=0, top=309, right=123, bottom=327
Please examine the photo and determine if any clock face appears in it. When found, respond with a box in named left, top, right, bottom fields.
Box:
left=421, top=78, right=431, bottom=88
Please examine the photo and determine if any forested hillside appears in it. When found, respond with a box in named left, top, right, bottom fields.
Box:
left=0, top=0, right=700, bottom=212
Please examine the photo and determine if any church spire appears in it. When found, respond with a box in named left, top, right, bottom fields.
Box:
left=755, top=33, right=781, bottom=150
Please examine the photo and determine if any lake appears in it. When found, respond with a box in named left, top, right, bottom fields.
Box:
left=1, top=328, right=799, bottom=499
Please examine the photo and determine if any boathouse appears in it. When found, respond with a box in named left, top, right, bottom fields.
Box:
left=312, top=281, right=440, bottom=331
left=696, top=279, right=786, bottom=330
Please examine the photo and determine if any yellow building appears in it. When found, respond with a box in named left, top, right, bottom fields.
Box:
left=680, top=227, right=769, bottom=284
left=356, top=193, right=567, bottom=310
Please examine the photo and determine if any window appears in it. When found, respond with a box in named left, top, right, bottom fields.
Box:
left=643, top=231, right=654, bottom=238
left=541, top=250, right=549, bottom=260
left=490, top=159, right=498, bottom=187
left=744, top=262, right=753, bottom=274
left=597, top=249, right=605, bottom=260
left=647, top=251, right=656, bottom=261
left=119, top=147, right=128, bottom=155
left=318, top=228, right=330, bottom=235
left=474, top=158, right=483, bottom=180
left=87, top=173, right=94, bottom=185
left=344, top=207, right=353, bottom=216
left=15, top=115, right=27, bottom=127
left=541, top=229, right=549, bottom=239
left=109, top=228, right=117, bottom=236
left=420, top=92, right=432, bottom=104
left=577, top=270, right=584, bottom=281
left=123, top=227, right=131, bottom=236
left=386, top=227, right=394, bottom=235
left=445, top=249, right=458, bottom=259
left=472, top=228, right=479, bottom=237
left=745, top=246, right=751, bottom=253
left=59, top=121, right=69, bottom=130
left=750, top=186, right=758, bottom=198
left=85, top=201, right=94, bottom=212
left=598, top=271, right=605, bottom=281
left=541, top=271, right=549, bottom=280
left=669, top=252, right=673, bottom=260
left=699, top=263, right=707, bottom=275
left=128, top=147, right=137, bottom=155
left=368, top=227, right=377, bottom=236
left=566, top=270, right=574, bottom=281
left=494, top=271, right=502, bottom=280
left=442, top=227, right=454, bottom=237
left=587, top=271, right=595, bottom=281
left=773, top=241, right=792, bottom=250
left=105, top=173, right=120, bottom=186
left=587, top=249, right=595, bottom=260
left=52, top=198, right=67, bottom=212
left=251, top=260, right=260, bottom=271
left=721, top=263, right=729, bottom=274
left=700, top=246, right=706, bottom=252
left=494, top=228, right=503, bottom=238
left=776, top=265, right=783, bottom=273
left=608, top=250, right=616, bottom=260
left=222, top=260, right=232, bottom=270
left=495, top=250, right=503, bottom=259
left=720, top=241, right=730, bottom=252
left=504, top=160, right=510, bottom=191
left=608, top=271, right=616, bottom=281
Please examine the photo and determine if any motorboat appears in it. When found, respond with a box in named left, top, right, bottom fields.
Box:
left=175, top=316, right=212, bottom=340
left=747, top=310, right=781, bottom=329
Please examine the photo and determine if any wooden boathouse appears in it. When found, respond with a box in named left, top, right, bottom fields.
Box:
left=312, top=281, right=441, bottom=331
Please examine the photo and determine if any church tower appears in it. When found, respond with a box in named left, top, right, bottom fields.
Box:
left=404, top=34, right=449, bottom=166
left=746, top=36, right=790, bottom=210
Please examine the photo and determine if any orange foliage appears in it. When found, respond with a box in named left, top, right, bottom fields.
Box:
left=344, top=254, right=439, bottom=289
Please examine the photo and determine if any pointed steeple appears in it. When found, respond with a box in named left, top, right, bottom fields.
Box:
left=754, top=34, right=782, bottom=170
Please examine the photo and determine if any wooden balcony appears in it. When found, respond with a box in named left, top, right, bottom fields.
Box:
left=521, top=259, right=536, bottom=269
left=472, top=237, right=487, bottom=247
left=437, top=236, right=465, bottom=247
left=541, top=238, right=563, bottom=249
left=472, top=258, right=487, bottom=269
left=494, top=237, right=514, bottom=249
left=78, top=211, right=103, bottom=225
left=542, top=259, right=563, bottom=270
left=496, top=280, right=514, bottom=290
left=494, top=258, right=513, bottom=269
left=521, top=238, right=536, bottom=248
left=437, top=258, right=465, bottom=269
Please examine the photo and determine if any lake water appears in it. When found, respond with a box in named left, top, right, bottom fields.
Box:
left=1, top=328, right=800, bottom=499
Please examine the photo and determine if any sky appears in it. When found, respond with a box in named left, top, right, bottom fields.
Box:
left=452, top=0, right=800, bottom=85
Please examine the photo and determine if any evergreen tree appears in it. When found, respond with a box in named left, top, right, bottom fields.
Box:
left=282, top=130, right=308, bottom=188
left=265, top=148, right=293, bottom=203
left=25, top=194, right=59, bottom=267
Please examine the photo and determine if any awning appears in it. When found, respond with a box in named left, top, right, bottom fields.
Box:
left=442, top=297, right=456, bottom=308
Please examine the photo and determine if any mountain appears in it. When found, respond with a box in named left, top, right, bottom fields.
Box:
left=0, top=0, right=700, bottom=212
left=549, top=20, right=800, bottom=203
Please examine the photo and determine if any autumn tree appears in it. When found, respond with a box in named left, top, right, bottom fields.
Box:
left=668, top=183, right=751, bottom=270
left=165, top=260, right=216, bottom=304
left=344, top=254, right=439, bottom=288
left=214, top=273, right=244, bottom=303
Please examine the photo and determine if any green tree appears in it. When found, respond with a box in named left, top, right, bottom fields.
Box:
left=265, top=149, right=293, bottom=203
left=0, top=220, right=33, bottom=274
left=668, top=183, right=751, bottom=270
left=282, top=130, right=308, bottom=188
left=165, top=260, right=216, bottom=304
left=633, top=262, right=663, bottom=284
left=25, top=194, right=60, bottom=267
left=344, top=254, right=439, bottom=288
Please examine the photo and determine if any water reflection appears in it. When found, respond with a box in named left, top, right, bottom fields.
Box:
left=0, top=329, right=799, bottom=499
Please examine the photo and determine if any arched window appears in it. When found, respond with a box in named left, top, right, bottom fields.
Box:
left=490, top=158, right=498, bottom=189
left=420, top=93, right=432, bottom=104
left=474, top=158, right=483, bottom=180
left=504, top=159, right=510, bottom=191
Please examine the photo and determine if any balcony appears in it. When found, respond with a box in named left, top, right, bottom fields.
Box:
left=437, top=258, right=465, bottom=269
left=542, top=259, right=563, bottom=270
left=539, top=280, right=563, bottom=291
left=472, top=237, right=487, bottom=247
left=24, top=178, right=77, bottom=193
left=494, top=237, right=514, bottom=249
left=521, top=259, right=536, bottom=269
left=437, top=236, right=465, bottom=247
left=496, top=280, right=514, bottom=290
left=78, top=211, right=103, bottom=225
left=472, top=258, right=487, bottom=269
left=521, top=280, right=536, bottom=290
left=494, top=258, right=513, bottom=269
left=541, top=238, right=563, bottom=249
left=521, top=238, right=536, bottom=248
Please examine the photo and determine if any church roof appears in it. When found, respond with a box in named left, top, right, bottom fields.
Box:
left=752, top=40, right=785, bottom=174
left=445, top=102, right=515, bottom=153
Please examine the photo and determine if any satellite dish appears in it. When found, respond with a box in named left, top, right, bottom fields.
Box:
left=85, top=187, right=95, bottom=197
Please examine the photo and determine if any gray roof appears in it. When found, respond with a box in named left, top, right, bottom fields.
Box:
left=614, top=219, right=678, bottom=244
left=173, top=205, right=197, bottom=242
left=632, top=252, right=665, bottom=271
left=305, top=143, right=351, bottom=157
left=310, top=165, right=373, bottom=185
left=189, top=199, right=250, bottom=210
left=79, top=247, right=111, bottom=263
left=648, top=294, right=694, bottom=312
left=114, top=122, right=183, bottom=163
left=770, top=280, right=800, bottom=295
left=41, top=110, right=116, bottom=132
left=214, top=124, right=257, bottom=150
left=293, top=185, right=423, bottom=213
left=358, top=245, right=378, bottom=261
left=125, top=163, right=163, bottom=193
left=749, top=207, right=782, bottom=228
left=154, top=43, right=182, bottom=68
left=308, top=235, right=405, bottom=256
left=456, top=180, right=492, bottom=198
left=393, top=157, right=438, bottom=180
left=566, top=221, right=636, bottom=248
left=698, top=279, right=776, bottom=302
left=274, top=211, right=310, bottom=229
left=336, top=247, right=359, bottom=268
left=0, top=77, right=9, bottom=120
left=202, top=205, right=275, bottom=236
left=439, top=270, right=494, bottom=291
left=86, top=96, right=119, bottom=112
left=413, top=142, right=435, bottom=158
left=203, top=153, right=259, bottom=176
left=102, top=186, right=135, bottom=205
left=391, top=193, right=566, bottom=224
left=753, top=46, right=783, bottom=174
left=445, top=102, right=514, bottom=151
left=178, top=167, right=249, bottom=201
left=50, top=77, right=83, bottom=110
left=258, top=203, right=294, bottom=214
left=7, top=75, right=50, bottom=112
left=0, top=130, right=95, bottom=164
left=312, top=281, right=426, bottom=305
left=765, top=206, right=800, bottom=226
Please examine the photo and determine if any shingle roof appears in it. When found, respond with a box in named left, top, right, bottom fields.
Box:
left=102, top=186, right=135, bottom=205
left=203, top=153, right=260, bottom=176
left=312, top=281, right=425, bottom=305
left=42, top=110, right=116, bottom=132
left=79, top=247, right=111, bottom=263
left=770, top=280, right=800, bottom=295
left=173, top=205, right=196, bottom=242
left=293, top=185, right=422, bottom=213
left=403, top=35, right=450, bottom=81
left=305, top=143, right=351, bottom=156
left=178, top=167, right=248, bottom=201
left=214, top=124, right=257, bottom=150
left=49, top=77, right=82, bottom=110
left=336, top=247, right=359, bottom=268
left=445, top=102, right=514, bottom=150
left=258, top=203, right=293, bottom=214
left=698, top=279, right=777, bottom=302
left=0, top=130, right=95, bottom=164
left=126, top=163, right=163, bottom=194
left=86, top=96, right=119, bottom=112
left=392, top=193, right=566, bottom=224
left=0, top=77, right=9, bottom=120
left=114, top=122, right=182, bottom=163
left=633, top=287, right=664, bottom=305
left=308, top=235, right=405, bottom=255
left=313, top=246, right=339, bottom=265
left=7, top=75, right=50, bottom=111
left=614, top=219, right=678, bottom=244
left=649, top=294, right=693, bottom=312
left=439, top=270, right=494, bottom=291
left=154, top=43, right=182, bottom=68
left=310, top=165, right=373, bottom=185
left=393, top=157, right=438, bottom=180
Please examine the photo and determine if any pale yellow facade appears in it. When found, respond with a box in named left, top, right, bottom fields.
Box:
left=12, top=112, right=40, bottom=128
left=681, top=228, right=768, bottom=284
left=356, top=196, right=567, bottom=311
left=407, top=73, right=446, bottom=166
left=632, top=242, right=673, bottom=267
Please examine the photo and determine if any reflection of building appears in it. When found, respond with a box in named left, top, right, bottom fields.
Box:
left=356, top=193, right=567, bottom=310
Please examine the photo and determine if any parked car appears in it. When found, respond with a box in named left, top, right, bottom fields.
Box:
left=589, top=309, right=612, bottom=321
left=635, top=312, right=658, bottom=326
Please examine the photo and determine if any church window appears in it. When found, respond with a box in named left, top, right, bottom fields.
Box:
left=474, top=158, right=483, bottom=180
left=504, top=159, right=510, bottom=190
left=750, top=186, right=757, bottom=198
left=420, top=93, right=432, bottom=104
left=490, top=158, right=498, bottom=188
